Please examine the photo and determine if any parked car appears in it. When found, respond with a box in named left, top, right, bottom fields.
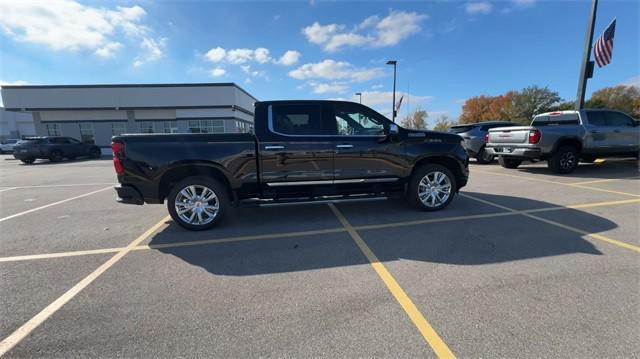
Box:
left=112, top=100, right=470, bottom=230
left=0, top=139, right=20, bottom=153
left=13, top=136, right=102, bottom=164
left=449, top=121, right=515, bottom=164
left=485, top=109, right=639, bottom=174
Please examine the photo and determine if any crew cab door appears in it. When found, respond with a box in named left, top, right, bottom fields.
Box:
left=328, top=102, right=404, bottom=183
left=604, top=111, right=640, bottom=153
left=259, top=103, right=334, bottom=187
left=583, top=111, right=614, bottom=153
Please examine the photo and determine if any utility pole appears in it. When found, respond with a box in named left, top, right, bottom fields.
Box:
left=576, top=0, right=598, bottom=110
left=355, top=92, right=362, bottom=104
left=386, top=60, right=397, bottom=122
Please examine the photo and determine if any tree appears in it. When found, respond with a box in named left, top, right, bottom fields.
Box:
left=400, top=107, right=428, bottom=129
left=432, top=114, right=456, bottom=132
left=547, top=101, right=575, bottom=112
left=458, top=92, right=516, bottom=124
left=586, top=85, right=640, bottom=118
left=510, top=85, right=561, bottom=124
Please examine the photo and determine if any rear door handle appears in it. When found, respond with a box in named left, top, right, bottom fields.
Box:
left=336, top=144, right=354, bottom=149
left=265, top=145, right=285, bottom=150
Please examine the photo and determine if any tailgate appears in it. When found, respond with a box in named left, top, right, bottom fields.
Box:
left=487, top=126, right=532, bottom=144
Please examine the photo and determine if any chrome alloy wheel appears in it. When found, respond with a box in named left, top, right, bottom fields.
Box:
left=560, top=152, right=576, bottom=170
left=174, top=185, right=220, bottom=226
left=417, top=171, right=452, bottom=208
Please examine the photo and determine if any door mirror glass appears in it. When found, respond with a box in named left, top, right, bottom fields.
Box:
left=388, top=124, right=399, bottom=135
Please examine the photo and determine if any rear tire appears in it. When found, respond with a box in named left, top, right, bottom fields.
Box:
left=21, top=158, right=35, bottom=164
left=407, top=164, right=456, bottom=211
left=90, top=147, right=101, bottom=158
left=167, top=176, right=229, bottom=231
left=498, top=156, right=522, bottom=169
left=49, top=150, right=64, bottom=162
left=548, top=146, right=579, bottom=174
left=475, top=147, right=494, bottom=164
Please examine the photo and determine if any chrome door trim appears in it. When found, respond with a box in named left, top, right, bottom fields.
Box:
left=266, top=177, right=398, bottom=187
left=264, top=145, right=285, bottom=150
left=335, top=144, right=354, bottom=149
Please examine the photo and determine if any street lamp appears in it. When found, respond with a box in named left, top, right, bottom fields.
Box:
left=386, top=60, right=397, bottom=122
left=355, top=92, right=362, bottom=104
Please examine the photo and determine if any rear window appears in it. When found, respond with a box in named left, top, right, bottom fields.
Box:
left=480, top=123, right=513, bottom=131
left=271, top=104, right=326, bottom=136
left=448, top=125, right=475, bottom=134
left=532, top=113, right=579, bottom=126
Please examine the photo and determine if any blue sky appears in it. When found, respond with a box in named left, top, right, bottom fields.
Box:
left=1, top=0, right=638, bottom=125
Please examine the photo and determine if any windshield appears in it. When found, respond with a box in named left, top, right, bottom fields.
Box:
left=448, top=125, right=475, bottom=134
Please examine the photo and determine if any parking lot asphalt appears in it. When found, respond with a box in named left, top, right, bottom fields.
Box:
left=1, top=154, right=639, bottom=357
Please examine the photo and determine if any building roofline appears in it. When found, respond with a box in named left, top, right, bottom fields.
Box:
left=0, top=82, right=259, bottom=102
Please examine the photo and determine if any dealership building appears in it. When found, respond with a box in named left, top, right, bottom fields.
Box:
left=0, top=83, right=257, bottom=153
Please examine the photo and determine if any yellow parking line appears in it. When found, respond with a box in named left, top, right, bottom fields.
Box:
left=569, top=177, right=639, bottom=186
left=473, top=168, right=640, bottom=198
left=328, top=204, right=455, bottom=358
left=0, top=186, right=112, bottom=223
left=2, top=198, right=638, bottom=264
left=0, top=215, right=171, bottom=357
left=461, top=194, right=640, bottom=253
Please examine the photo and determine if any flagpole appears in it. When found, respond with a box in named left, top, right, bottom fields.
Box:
left=576, top=0, right=598, bottom=110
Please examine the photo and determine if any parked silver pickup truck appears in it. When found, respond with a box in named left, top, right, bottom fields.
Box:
left=485, top=109, right=639, bottom=173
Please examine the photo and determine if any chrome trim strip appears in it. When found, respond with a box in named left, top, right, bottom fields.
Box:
left=264, top=145, right=284, bottom=150
left=257, top=196, right=388, bottom=207
left=266, top=177, right=398, bottom=187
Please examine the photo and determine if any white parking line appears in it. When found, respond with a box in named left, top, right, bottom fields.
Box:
left=0, top=187, right=112, bottom=223
left=0, top=183, right=115, bottom=190
left=0, top=187, right=18, bottom=193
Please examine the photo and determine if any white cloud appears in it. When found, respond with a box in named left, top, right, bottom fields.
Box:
left=133, top=37, right=167, bottom=67
left=226, top=48, right=254, bottom=64
left=254, top=48, right=271, bottom=63
left=95, top=41, right=123, bottom=58
left=0, top=80, right=29, bottom=87
left=274, top=50, right=301, bottom=66
left=371, top=84, right=384, bottom=90
left=309, top=82, right=348, bottom=94
left=501, top=0, right=536, bottom=14
left=302, top=10, right=427, bottom=52
left=0, top=0, right=164, bottom=65
left=353, top=91, right=433, bottom=107
left=466, top=2, right=493, bottom=14
left=205, top=47, right=226, bottom=62
left=210, top=67, right=226, bottom=77
left=621, top=76, right=640, bottom=88
left=289, top=59, right=384, bottom=82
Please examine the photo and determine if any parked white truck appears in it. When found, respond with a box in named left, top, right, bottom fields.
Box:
left=485, top=109, right=639, bottom=174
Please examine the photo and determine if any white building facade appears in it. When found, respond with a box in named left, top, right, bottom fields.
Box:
left=0, top=83, right=257, bottom=151
left=0, top=108, right=36, bottom=140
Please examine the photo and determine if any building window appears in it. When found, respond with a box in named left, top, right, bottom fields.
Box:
left=162, top=121, right=178, bottom=133
left=112, top=123, right=127, bottom=136
left=236, top=120, right=252, bottom=133
left=79, top=123, right=95, bottom=143
left=139, top=122, right=154, bottom=133
left=188, top=119, right=225, bottom=133
left=46, top=123, right=61, bottom=136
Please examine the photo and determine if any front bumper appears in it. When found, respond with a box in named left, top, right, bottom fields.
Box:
left=485, top=146, right=542, bottom=159
left=115, top=184, right=144, bottom=205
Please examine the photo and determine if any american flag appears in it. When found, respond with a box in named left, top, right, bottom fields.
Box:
left=395, top=95, right=404, bottom=112
left=594, top=19, right=616, bottom=68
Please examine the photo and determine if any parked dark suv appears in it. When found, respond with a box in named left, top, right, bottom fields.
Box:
left=13, top=136, right=102, bottom=164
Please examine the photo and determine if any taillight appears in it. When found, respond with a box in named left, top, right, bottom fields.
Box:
left=484, top=133, right=489, bottom=144
left=528, top=130, right=541, bottom=144
left=111, top=141, right=125, bottom=174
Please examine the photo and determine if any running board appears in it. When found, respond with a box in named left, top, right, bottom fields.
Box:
left=240, top=194, right=389, bottom=207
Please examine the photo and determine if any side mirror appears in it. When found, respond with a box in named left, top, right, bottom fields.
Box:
left=388, top=123, right=399, bottom=135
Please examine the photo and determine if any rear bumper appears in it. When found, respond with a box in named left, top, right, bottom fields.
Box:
left=485, top=146, right=542, bottom=159
left=115, top=184, right=144, bottom=205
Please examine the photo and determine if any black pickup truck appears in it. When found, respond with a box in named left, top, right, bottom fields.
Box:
left=112, top=100, right=469, bottom=230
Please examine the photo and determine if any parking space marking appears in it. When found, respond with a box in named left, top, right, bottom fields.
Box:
left=0, top=183, right=115, bottom=189
left=0, top=215, right=170, bottom=357
left=2, top=197, right=638, bottom=264
left=0, top=187, right=17, bottom=193
left=570, top=177, right=640, bottom=186
left=472, top=168, right=640, bottom=198
left=0, top=187, right=112, bottom=223
left=328, top=204, right=455, bottom=359
left=461, top=194, right=640, bottom=254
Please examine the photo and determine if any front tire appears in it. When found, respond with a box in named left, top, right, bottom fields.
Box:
left=167, top=176, right=229, bottom=231
left=498, top=156, right=522, bottom=169
left=548, top=146, right=579, bottom=174
left=49, top=150, right=64, bottom=162
left=475, top=147, right=494, bottom=164
left=21, top=158, right=35, bottom=164
left=408, top=164, right=456, bottom=211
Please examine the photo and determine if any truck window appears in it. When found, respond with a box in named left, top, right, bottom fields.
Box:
left=605, top=112, right=634, bottom=127
left=532, top=113, right=579, bottom=126
left=271, top=104, right=324, bottom=136
left=586, top=111, right=607, bottom=126
left=449, top=125, right=475, bottom=134
left=333, top=103, right=385, bottom=136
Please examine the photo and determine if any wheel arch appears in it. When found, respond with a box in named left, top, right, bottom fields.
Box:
left=410, top=155, right=464, bottom=191
left=158, top=162, right=234, bottom=201
left=552, top=137, right=583, bottom=154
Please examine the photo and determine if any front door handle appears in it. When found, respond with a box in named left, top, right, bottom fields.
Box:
left=265, top=145, right=285, bottom=150
left=336, top=144, right=354, bottom=149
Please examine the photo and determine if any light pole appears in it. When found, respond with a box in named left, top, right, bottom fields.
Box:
left=386, top=60, right=397, bottom=122
left=355, top=92, right=362, bottom=104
